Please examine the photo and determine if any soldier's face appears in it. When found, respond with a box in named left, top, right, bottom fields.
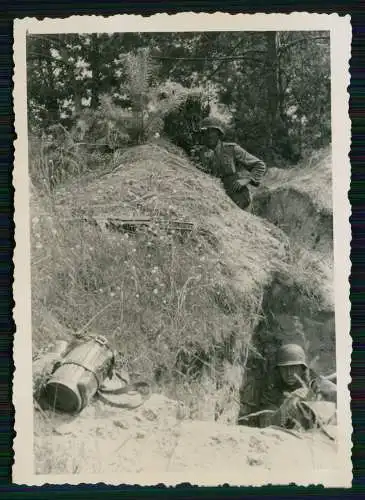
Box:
left=203, top=128, right=221, bottom=149
left=279, top=364, right=304, bottom=387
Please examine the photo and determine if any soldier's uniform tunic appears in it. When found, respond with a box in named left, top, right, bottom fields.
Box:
left=193, top=141, right=266, bottom=210
left=258, top=369, right=337, bottom=429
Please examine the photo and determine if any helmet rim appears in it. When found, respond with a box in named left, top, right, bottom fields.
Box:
left=200, top=118, right=225, bottom=136
left=275, top=343, right=308, bottom=368
left=276, top=360, right=308, bottom=368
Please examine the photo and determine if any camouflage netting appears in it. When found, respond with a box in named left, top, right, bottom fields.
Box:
left=31, top=142, right=336, bottom=424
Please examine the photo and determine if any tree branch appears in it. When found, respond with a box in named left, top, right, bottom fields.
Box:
left=27, top=34, right=78, bottom=48
left=207, top=37, right=263, bottom=79
left=152, top=52, right=265, bottom=62
left=278, top=36, right=330, bottom=55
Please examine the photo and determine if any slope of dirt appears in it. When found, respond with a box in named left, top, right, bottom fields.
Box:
left=31, top=142, right=338, bottom=478
left=34, top=394, right=338, bottom=480
left=252, top=148, right=333, bottom=256
left=241, top=149, right=336, bottom=416
left=32, top=143, right=289, bottom=422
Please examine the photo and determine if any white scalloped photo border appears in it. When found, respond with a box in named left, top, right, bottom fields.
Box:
left=12, top=12, right=352, bottom=487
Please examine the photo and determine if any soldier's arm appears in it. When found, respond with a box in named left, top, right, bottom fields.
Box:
left=190, top=145, right=212, bottom=173
left=233, top=144, right=266, bottom=186
left=310, top=375, right=337, bottom=404
left=258, top=385, right=284, bottom=427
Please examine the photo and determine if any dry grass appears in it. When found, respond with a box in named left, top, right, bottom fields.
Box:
left=30, top=140, right=336, bottom=425
left=28, top=132, right=126, bottom=194
left=31, top=141, right=288, bottom=420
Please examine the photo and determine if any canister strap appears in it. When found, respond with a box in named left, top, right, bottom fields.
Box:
left=97, top=371, right=152, bottom=409
left=59, top=361, right=102, bottom=388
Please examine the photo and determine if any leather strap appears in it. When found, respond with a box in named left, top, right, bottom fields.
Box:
left=97, top=371, right=152, bottom=409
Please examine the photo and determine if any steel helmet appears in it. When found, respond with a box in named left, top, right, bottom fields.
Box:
left=276, top=344, right=308, bottom=368
left=200, top=117, right=225, bottom=136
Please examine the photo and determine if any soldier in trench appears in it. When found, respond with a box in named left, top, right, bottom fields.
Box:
left=241, top=343, right=337, bottom=430
left=191, top=117, right=267, bottom=210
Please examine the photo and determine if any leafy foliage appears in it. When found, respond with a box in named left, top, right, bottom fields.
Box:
left=163, top=85, right=211, bottom=152
left=27, top=31, right=331, bottom=170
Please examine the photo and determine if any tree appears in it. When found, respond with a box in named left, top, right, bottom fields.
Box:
left=27, top=31, right=331, bottom=164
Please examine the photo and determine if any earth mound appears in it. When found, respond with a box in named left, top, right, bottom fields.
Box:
left=252, top=148, right=333, bottom=256
left=31, top=141, right=339, bottom=478
left=32, top=142, right=289, bottom=422
left=31, top=142, right=336, bottom=446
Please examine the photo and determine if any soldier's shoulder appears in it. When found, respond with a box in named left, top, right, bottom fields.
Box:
left=223, top=142, right=247, bottom=153
left=221, top=142, right=240, bottom=154
left=222, top=142, right=240, bottom=148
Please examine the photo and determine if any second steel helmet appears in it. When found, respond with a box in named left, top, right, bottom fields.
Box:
left=276, top=344, right=308, bottom=368
left=200, top=117, right=225, bottom=136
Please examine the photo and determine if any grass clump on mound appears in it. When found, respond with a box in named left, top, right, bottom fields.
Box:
left=30, top=186, right=76, bottom=351
left=31, top=142, right=288, bottom=421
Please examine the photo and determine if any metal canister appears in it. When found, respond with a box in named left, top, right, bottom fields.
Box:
left=33, top=340, right=70, bottom=399
left=44, top=336, right=114, bottom=414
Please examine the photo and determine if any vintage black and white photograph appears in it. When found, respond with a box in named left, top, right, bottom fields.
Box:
left=13, top=13, right=352, bottom=486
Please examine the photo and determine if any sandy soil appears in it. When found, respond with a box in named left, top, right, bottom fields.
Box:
left=34, top=394, right=339, bottom=482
